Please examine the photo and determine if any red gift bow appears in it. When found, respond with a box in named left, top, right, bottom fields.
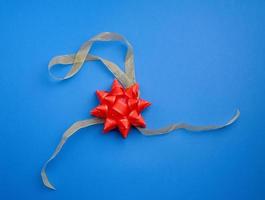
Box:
left=91, top=79, right=151, bottom=138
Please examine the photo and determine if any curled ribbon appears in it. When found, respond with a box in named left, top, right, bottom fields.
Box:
left=42, top=32, right=240, bottom=190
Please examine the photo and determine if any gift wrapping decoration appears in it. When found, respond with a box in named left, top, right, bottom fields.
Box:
left=41, top=32, right=240, bottom=190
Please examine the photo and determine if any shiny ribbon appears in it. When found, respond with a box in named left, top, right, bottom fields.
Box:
left=42, top=32, right=240, bottom=190
left=41, top=118, right=103, bottom=190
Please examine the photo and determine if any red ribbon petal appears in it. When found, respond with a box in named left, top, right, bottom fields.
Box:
left=90, top=104, right=108, bottom=118
left=127, top=98, right=138, bottom=110
left=111, top=79, right=124, bottom=96
left=125, top=83, right=139, bottom=98
left=104, top=117, right=117, bottom=132
left=118, top=118, right=130, bottom=138
left=112, top=98, right=129, bottom=116
left=138, top=99, right=151, bottom=112
left=104, top=95, right=116, bottom=106
left=128, top=110, right=146, bottom=127
left=96, top=90, right=108, bottom=104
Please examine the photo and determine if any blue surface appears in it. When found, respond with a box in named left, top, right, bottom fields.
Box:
left=1, top=0, right=265, bottom=199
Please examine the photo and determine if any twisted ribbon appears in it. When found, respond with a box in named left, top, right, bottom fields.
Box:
left=42, top=32, right=240, bottom=190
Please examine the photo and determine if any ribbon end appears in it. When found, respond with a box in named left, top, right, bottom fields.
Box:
left=42, top=175, right=56, bottom=190
left=229, top=109, right=240, bottom=124
left=236, top=109, right=240, bottom=117
left=41, top=167, right=56, bottom=190
left=46, top=183, right=56, bottom=191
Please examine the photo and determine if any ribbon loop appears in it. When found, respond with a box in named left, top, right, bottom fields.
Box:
left=48, top=32, right=135, bottom=87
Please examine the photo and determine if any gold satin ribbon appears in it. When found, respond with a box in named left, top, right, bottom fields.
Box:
left=48, top=32, right=135, bottom=88
left=137, top=109, right=240, bottom=135
left=42, top=32, right=240, bottom=190
left=41, top=118, right=103, bottom=190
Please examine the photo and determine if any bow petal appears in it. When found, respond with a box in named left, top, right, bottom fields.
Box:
left=118, top=118, right=131, bottom=138
left=104, top=117, right=117, bottom=132
left=125, top=83, right=139, bottom=98
left=90, top=104, right=108, bottom=118
left=96, top=90, right=108, bottom=103
left=128, top=110, right=146, bottom=127
left=137, top=99, right=151, bottom=112
left=111, top=79, right=124, bottom=96
left=127, top=98, right=138, bottom=110
left=104, top=95, right=116, bottom=106
left=112, top=98, right=129, bottom=116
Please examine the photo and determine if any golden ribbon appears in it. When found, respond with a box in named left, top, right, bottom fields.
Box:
left=42, top=32, right=240, bottom=190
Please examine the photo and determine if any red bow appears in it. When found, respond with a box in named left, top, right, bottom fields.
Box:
left=91, top=79, right=151, bottom=138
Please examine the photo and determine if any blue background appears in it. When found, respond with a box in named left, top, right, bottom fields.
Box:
left=1, top=0, right=265, bottom=199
